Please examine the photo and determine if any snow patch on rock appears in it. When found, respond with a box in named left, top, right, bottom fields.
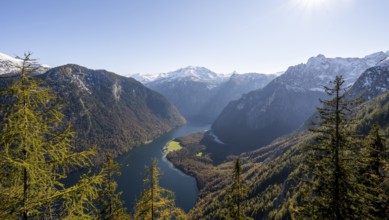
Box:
left=71, top=74, right=91, bottom=94
left=112, top=81, right=122, bottom=102
left=309, top=87, right=324, bottom=92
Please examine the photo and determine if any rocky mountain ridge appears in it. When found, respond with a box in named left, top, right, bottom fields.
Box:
left=212, top=51, right=389, bottom=153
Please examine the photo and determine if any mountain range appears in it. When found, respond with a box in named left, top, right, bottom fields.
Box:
left=211, top=51, right=389, bottom=153
left=1, top=50, right=389, bottom=218
left=2, top=50, right=388, bottom=163
left=132, top=67, right=277, bottom=122
left=165, top=55, right=389, bottom=219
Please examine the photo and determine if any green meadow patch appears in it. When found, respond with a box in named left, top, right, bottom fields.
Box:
left=163, top=141, right=183, bottom=154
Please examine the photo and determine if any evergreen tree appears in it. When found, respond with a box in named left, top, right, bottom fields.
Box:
left=225, top=158, right=251, bottom=220
left=0, top=53, right=103, bottom=219
left=296, top=75, right=366, bottom=219
left=98, top=155, right=131, bottom=220
left=360, top=125, right=388, bottom=219
left=60, top=172, right=104, bottom=219
left=134, top=159, right=186, bottom=220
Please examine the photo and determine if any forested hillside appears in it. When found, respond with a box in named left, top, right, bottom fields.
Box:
left=168, top=85, right=389, bottom=219
left=0, top=60, right=185, bottom=164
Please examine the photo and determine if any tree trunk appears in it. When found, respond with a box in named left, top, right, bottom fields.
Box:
left=334, top=82, right=341, bottom=220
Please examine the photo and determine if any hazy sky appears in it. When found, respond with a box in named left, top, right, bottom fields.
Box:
left=1, top=0, right=388, bottom=75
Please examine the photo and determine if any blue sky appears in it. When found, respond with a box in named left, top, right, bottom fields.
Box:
left=1, top=0, right=388, bottom=75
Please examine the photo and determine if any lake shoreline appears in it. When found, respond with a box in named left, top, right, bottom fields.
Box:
left=115, top=123, right=211, bottom=213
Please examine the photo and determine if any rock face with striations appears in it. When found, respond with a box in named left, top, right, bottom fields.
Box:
left=212, top=51, right=389, bottom=152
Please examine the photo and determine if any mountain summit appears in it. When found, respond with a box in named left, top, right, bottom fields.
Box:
left=130, top=66, right=226, bottom=84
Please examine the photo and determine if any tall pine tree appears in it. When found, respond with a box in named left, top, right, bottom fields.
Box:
left=225, top=158, right=251, bottom=220
left=0, top=53, right=103, bottom=219
left=134, top=159, right=186, bottom=220
left=296, top=75, right=367, bottom=219
left=360, top=125, right=388, bottom=219
left=98, top=155, right=131, bottom=220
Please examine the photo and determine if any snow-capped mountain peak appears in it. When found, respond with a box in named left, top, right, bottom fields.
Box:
left=347, top=56, right=389, bottom=100
left=130, top=66, right=230, bottom=85
left=0, top=52, right=22, bottom=63
left=275, top=51, right=389, bottom=92
left=0, top=52, right=23, bottom=76
left=307, top=54, right=326, bottom=64
left=0, top=52, right=50, bottom=76
left=129, top=72, right=160, bottom=83
left=167, top=66, right=219, bottom=81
